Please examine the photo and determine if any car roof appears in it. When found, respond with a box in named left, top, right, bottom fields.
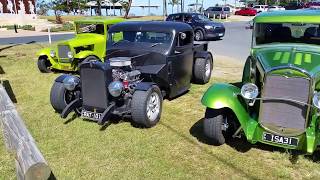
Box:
left=255, top=10, right=320, bottom=23
left=168, top=12, right=203, bottom=16
left=108, top=21, right=193, bottom=33
left=74, top=17, right=124, bottom=24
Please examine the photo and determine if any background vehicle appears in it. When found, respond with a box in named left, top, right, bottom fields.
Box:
left=203, top=6, right=231, bottom=18
left=253, top=5, right=268, bottom=13
left=36, top=18, right=124, bottom=73
left=166, top=13, right=225, bottom=41
left=305, top=1, right=320, bottom=8
left=267, top=5, right=285, bottom=11
left=285, top=1, right=304, bottom=9
left=235, top=8, right=257, bottom=16
left=201, top=10, right=320, bottom=154
left=50, top=21, right=213, bottom=128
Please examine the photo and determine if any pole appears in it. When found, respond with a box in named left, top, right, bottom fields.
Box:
left=181, top=0, right=184, bottom=12
left=13, top=0, right=17, bottom=14
left=48, top=26, right=51, bottom=44
left=163, top=0, right=167, bottom=17
left=148, top=0, right=150, bottom=15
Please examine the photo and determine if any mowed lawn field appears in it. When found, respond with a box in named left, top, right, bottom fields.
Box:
left=1, top=44, right=320, bottom=179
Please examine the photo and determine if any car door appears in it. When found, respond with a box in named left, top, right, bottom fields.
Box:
left=183, top=14, right=195, bottom=29
left=167, top=31, right=194, bottom=97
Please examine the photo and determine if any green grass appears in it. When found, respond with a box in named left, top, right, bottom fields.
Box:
left=1, top=44, right=320, bottom=179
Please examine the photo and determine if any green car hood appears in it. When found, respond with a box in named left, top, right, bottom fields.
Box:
left=58, top=33, right=105, bottom=47
left=252, top=44, right=320, bottom=77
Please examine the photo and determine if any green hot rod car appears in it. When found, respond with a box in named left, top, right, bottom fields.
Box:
left=202, top=10, right=320, bottom=154
left=36, top=18, right=124, bottom=73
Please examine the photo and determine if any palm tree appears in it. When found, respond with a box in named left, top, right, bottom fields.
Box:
left=97, top=0, right=102, bottom=15
left=120, top=0, right=132, bottom=18
left=168, top=0, right=179, bottom=13
left=110, top=0, right=119, bottom=16
left=163, top=0, right=167, bottom=16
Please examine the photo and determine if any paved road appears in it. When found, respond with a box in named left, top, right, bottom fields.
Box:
left=0, top=21, right=251, bottom=61
left=0, top=34, right=75, bottom=45
left=208, top=21, right=251, bottom=62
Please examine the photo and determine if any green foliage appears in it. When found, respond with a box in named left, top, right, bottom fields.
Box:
left=0, top=25, right=35, bottom=31
left=45, top=22, right=75, bottom=32
left=120, top=0, right=133, bottom=18
left=36, top=0, right=50, bottom=16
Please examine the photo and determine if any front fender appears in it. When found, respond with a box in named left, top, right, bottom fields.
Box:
left=74, top=51, right=101, bottom=60
left=201, top=83, right=252, bottom=130
left=36, top=48, right=57, bottom=65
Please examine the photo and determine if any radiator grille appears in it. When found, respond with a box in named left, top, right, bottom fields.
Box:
left=260, top=75, right=310, bottom=134
left=80, top=67, right=108, bottom=111
left=58, top=45, right=71, bottom=62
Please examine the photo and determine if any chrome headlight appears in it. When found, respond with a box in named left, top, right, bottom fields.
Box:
left=108, top=81, right=124, bottom=97
left=67, top=51, right=74, bottom=58
left=204, top=25, right=213, bottom=29
left=50, top=50, right=55, bottom=57
left=313, top=92, right=320, bottom=109
left=241, top=83, right=259, bottom=100
left=63, top=76, right=80, bottom=91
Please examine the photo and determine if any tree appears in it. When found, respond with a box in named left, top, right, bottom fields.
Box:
left=168, top=0, right=179, bottom=13
left=36, top=0, right=50, bottom=15
left=110, top=0, right=120, bottom=16
left=163, top=0, right=167, bottom=16
left=120, top=0, right=132, bottom=18
left=97, top=0, right=102, bottom=15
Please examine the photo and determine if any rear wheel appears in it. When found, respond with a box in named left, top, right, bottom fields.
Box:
left=131, top=86, right=163, bottom=128
left=194, top=30, right=204, bottom=41
left=37, top=58, right=51, bottom=73
left=193, top=56, right=213, bottom=84
left=50, top=81, right=80, bottom=113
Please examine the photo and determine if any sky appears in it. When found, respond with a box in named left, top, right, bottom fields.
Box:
left=45, top=0, right=240, bottom=16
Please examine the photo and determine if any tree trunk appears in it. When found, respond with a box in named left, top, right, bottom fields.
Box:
left=163, top=0, right=167, bottom=17
left=0, top=84, right=52, bottom=180
left=97, top=0, right=102, bottom=16
left=124, top=0, right=132, bottom=19
left=113, top=4, right=115, bottom=16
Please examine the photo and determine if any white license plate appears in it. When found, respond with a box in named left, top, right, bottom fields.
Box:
left=263, top=132, right=298, bottom=147
left=219, top=33, right=224, bottom=36
left=81, top=110, right=102, bottom=121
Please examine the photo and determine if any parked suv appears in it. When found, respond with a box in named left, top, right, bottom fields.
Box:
left=204, top=6, right=231, bottom=19
left=166, top=13, right=225, bottom=41
left=253, top=5, right=268, bottom=13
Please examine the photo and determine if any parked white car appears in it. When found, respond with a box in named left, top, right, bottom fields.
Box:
left=253, top=5, right=268, bottom=13
left=267, top=6, right=286, bottom=11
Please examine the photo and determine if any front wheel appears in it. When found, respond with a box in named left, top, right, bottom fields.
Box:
left=193, top=56, right=213, bottom=84
left=50, top=81, right=80, bottom=113
left=194, top=30, right=204, bottom=41
left=131, top=86, right=163, bottom=128
left=37, top=58, right=52, bottom=73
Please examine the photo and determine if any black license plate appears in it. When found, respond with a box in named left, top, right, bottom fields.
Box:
left=263, top=132, right=298, bottom=147
left=81, top=110, right=102, bottom=121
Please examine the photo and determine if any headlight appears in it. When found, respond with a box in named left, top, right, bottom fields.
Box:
left=313, top=92, right=320, bottom=109
left=241, top=83, right=259, bottom=100
left=63, top=76, right=80, bottom=91
left=50, top=50, right=55, bottom=57
left=67, top=51, right=74, bottom=58
left=108, top=81, right=124, bottom=97
left=204, top=25, right=213, bottom=29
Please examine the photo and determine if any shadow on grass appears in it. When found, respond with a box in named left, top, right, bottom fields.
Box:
left=160, top=121, right=258, bottom=179
left=1, top=80, right=17, bottom=103
left=0, top=65, right=5, bottom=74
left=0, top=41, right=36, bottom=52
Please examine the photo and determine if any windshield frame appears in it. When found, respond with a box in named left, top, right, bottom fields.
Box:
left=252, top=22, right=320, bottom=47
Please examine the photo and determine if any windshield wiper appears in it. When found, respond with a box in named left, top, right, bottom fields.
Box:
left=150, top=43, right=163, bottom=48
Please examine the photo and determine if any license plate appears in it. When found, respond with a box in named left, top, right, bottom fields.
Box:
left=219, top=33, right=224, bottom=36
left=81, top=110, right=102, bottom=121
left=263, top=132, right=298, bottom=147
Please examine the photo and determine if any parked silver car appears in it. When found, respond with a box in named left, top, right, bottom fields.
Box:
left=204, top=6, right=231, bottom=19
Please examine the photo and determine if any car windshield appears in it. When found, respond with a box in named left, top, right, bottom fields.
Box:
left=108, top=31, right=173, bottom=50
left=254, top=23, right=320, bottom=46
left=193, top=14, right=211, bottom=21
left=76, top=23, right=104, bottom=34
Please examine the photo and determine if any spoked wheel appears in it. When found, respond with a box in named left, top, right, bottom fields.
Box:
left=131, top=86, right=163, bottom=128
left=50, top=81, right=81, bottom=114
left=203, top=108, right=236, bottom=145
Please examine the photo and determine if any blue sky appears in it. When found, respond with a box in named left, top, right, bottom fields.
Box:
left=45, top=0, right=239, bottom=16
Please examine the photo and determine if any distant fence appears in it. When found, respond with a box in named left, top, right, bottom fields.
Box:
left=0, top=84, right=52, bottom=180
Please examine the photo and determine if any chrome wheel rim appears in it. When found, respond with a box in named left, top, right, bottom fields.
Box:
left=205, top=60, right=211, bottom=78
left=146, top=92, right=160, bottom=121
left=195, top=32, right=201, bottom=41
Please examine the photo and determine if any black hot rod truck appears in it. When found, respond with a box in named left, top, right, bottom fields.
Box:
left=50, top=21, right=213, bottom=127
